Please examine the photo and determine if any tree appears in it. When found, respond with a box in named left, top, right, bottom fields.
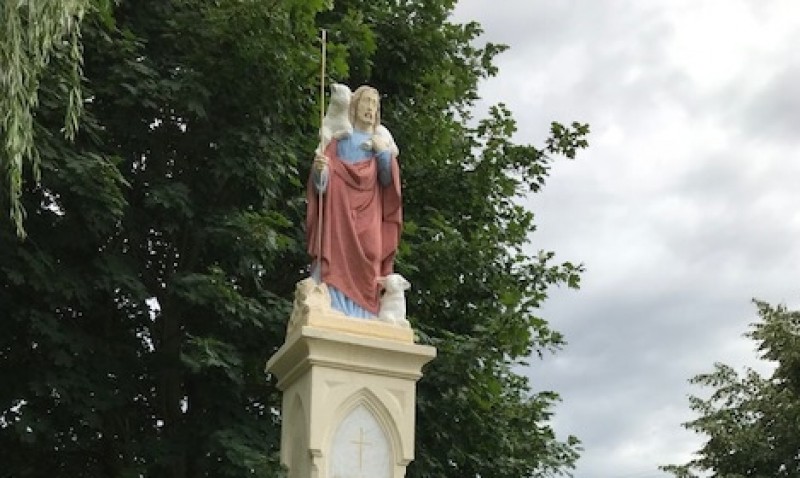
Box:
left=1, top=2, right=322, bottom=475
left=0, top=0, right=111, bottom=237
left=663, top=301, right=800, bottom=478
left=0, top=1, right=588, bottom=476
left=323, top=3, right=588, bottom=474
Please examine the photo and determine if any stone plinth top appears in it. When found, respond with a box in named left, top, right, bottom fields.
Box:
left=266, top=325, right=436, bottom=391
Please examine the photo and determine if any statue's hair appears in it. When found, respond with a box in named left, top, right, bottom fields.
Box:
left=349, top=85, right=381, bottom=131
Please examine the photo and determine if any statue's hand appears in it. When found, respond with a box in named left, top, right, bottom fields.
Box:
left=332, top=129, right=352, bottom=140
left=313, top=153, right=328, bottom=172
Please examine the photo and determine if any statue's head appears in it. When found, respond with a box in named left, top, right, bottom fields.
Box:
left=350, top=85, right=381, bottom=132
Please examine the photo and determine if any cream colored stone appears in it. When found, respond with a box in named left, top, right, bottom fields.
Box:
left=266, top=322, right=435, bottom=478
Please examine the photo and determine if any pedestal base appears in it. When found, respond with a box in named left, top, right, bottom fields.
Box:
left=267, top=313, right=435, bottom=478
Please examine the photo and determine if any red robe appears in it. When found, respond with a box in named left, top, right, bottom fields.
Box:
left=306, top=140, right=402, bottom=315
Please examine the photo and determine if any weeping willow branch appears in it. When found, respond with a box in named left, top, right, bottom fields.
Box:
left=0, top=0, right=89, bottom=238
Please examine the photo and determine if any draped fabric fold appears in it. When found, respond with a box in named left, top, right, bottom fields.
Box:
left=307, top=140, right=402, bottom=315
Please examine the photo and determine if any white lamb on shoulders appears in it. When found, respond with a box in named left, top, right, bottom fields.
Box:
left=376, top=124, right=400, bottom=158
left=364, top=124, right=400, bottom=158
left=317, top=83, right=353, bottom=155
left=377, top=273, right=411, bottom=327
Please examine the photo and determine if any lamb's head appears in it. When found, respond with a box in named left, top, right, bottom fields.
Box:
left=378, top=273, right=411, bottom=293
left=329, top=83, right=352, bottom=108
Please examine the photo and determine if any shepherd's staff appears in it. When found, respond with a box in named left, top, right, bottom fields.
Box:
left=317, top=29, right=327, bottom=275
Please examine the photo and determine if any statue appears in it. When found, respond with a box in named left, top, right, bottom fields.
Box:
left=306, top=84, right=403, bottom=320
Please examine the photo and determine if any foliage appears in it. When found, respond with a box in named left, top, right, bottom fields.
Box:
left=0, top=0, right=112, bottom=237
left=662, top=301, right=800, bottom=478
left=1, top=1, right=588, bottom=477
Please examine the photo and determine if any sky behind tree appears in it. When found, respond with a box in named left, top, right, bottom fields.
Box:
left=453, top=1, right=800, bottom=476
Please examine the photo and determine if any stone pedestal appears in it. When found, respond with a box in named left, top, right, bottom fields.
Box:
left=266, top=280, right=436, bottom=478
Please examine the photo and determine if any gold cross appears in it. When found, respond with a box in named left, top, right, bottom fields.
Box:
left=350, top=427, right=372, bottom=470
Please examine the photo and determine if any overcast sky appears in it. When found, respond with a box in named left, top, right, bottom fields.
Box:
left=452, top=1, right=800, bottom=476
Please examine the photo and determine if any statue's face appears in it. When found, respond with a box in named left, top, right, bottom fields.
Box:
left=355, top=90, right=379, bottom=129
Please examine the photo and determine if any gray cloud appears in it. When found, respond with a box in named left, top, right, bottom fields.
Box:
left=454, top=1, right=800, bottom=476
left=740, top=63, right=800, bottom=141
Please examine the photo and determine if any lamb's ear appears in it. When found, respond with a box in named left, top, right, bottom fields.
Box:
left=402, top=278, right=411, bottom=290
left=377, top=276, right=387, bottom=286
